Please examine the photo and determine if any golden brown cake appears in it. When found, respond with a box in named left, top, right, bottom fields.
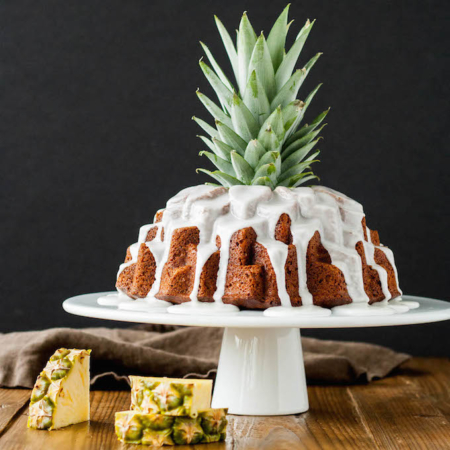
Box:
left=115, top=185, right=401, bottom=311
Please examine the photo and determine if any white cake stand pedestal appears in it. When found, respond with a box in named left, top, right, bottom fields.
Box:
left=63, top=293, right=450, bottom=416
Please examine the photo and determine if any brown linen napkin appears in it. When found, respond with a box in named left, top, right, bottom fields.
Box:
left=0, top=326, right=409, bottom=389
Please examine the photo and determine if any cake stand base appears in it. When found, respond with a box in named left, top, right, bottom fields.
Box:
left=211, top=327, right=308, bottom=415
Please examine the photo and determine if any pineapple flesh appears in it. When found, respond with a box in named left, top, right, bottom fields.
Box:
left=28, top=348, right=91, bottom=430
left=115, top=409, right=228, bottom=446
left=130, top=376, right=212, bottom=417
left=196, top=6, right=328, bottom=189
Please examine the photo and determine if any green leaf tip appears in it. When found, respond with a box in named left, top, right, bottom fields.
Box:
left=196, top=5, right=326, bottom=189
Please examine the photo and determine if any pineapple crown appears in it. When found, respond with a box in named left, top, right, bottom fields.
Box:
left=194, top=5, right=329, bottom=189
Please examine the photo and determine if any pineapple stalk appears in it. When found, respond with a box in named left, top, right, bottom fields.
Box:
left=196, top=5, right=328, bottom=189
left=28, top=348, right=91, bottom=430
left=115, top=409, right=228, bottom=446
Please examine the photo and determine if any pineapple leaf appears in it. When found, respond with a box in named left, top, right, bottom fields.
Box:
left=247, top=34, right=276, bottom=102
left=214, top=16, right=239, bottom=84
left=199, top=60, right=234, bottom=108
left=278, top=171, right=318, bottom=188
left=230, top=93, right=259, bottom=141
left=285, top=83, right=322, bottom=140
left=255, top=149, right=280, bottom=168
left=192, top=116, right=218, bottom=138
left=259, top=107, right=285, bottom=142
left=267, top=4, right=290, bottom=72
left=258, top=127, right=281, bottom=152
left=254, top=163, right=278, bottom=184
left=237, top=12, right=258, bottom=93
left=303, top=51, right=322, bottom=75
left=199, top=150, right=236, bottom=176
left=197, top=135, right=216, bottom=152
left=281, top=138, right=320, bottom=171
left=196, top=90, right=232, bottom=128
left=271, top=69, right=303, bottom=109
left=279, top=151, right=320, bottom=181
left=256, top=151, right=281, bottom=178
left=231, top=150, right=254, bottom=184
left=270, top=52, right=322, bottom=109
left=212, top=137, right=234, bottom=161
left=197, top=168, right=244, bottom=186
left=252, top=176, right=274, bottom=188
left=301, top=82, right=322, bottom=111
left=293, top=174, right=318, bottom=187
left=216, top=120, right=247, bottom=155
left=275, top=19, right=315, bottom=90
left=282, top=100, right=304, bottom=133
left=243, top=71, right=270, bottom=125
left=286, top=108, right=329, bottom=145
left=200, top=41, right=235, bottom=92
left=282, top=124, right=326, bottom=159
left=244, top=139, right=266, bottom=169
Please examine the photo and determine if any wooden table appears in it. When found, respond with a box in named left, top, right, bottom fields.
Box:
left=0, top=357, right=449, bottom=449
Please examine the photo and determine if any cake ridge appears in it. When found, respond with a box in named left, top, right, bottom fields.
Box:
left=116, top=185, right=401, bottom=310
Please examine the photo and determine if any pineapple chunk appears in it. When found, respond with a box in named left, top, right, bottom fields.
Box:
left=115, top=409, right=228, bottom=446
left=28, top=348, right=91, bottom=430
left=130, top=376, right=212, bottom=417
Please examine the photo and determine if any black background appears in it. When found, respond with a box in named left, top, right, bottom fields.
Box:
left=1, top=0, right=449, bottom=356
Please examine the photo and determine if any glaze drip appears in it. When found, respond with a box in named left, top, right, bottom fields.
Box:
left=116, top=185, right=402, bottom=311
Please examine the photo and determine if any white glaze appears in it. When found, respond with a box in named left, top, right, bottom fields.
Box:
left=332, top=303, right=397, bottom=316
left=119, top=298, right=169, bottom=312
left=98, top=293, right=170, bottom=311
left=389, top=298, right=419, bottom=309
left=114, top=185, right=404, bottom=317
left=98, top=292, right=129, bottom=306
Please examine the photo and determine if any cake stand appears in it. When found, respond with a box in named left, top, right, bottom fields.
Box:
left=63, top=293, right=450, bottom=416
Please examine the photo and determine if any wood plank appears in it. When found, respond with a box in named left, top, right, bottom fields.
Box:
left=87, top=390, right=131, bottom=449
left=0, top=389, right=30, bottom=436
left=223, top=384, right=379, bottom=450
left=399, top=357, right=450, bottom=419
left=0, top=390, right=130, bottom=450
left=228, top=421, right=310, bottom=449
left=0, top=390, right=230, bottom=450
left=0, top=390, right=326, bottom=449
left=0, top=358, right=449, bottom=449
left=347, top=371, right=450, bottom=449
left=226, top=414, right=319, bottom=449
left=302, top=385, right=379, bottom=450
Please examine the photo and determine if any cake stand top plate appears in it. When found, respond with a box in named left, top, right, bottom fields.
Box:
left=63, top=292, right=450, bottom=329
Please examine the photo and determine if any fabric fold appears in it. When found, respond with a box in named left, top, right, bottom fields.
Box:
left=0, top=326, right=409, bottom=389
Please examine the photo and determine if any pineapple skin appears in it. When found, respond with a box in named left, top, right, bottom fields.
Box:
left=130, top=376, right=212, bottom=417
left=27, top=348, right=91, bottom=430
left=115, top=409, right=228, bottom=446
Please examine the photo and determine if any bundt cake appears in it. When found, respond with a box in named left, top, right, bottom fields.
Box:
left=115, top=185, right=401, bottom=311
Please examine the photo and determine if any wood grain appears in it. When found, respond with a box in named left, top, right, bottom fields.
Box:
left=0, top=358, right=449, bottom=449
left=403, top=357, right=450, bottom=420
left=0, top=389, right=30, bottom=436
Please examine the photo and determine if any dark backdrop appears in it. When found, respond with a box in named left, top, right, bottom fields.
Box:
left=1, top=0, right=449, bottom=356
